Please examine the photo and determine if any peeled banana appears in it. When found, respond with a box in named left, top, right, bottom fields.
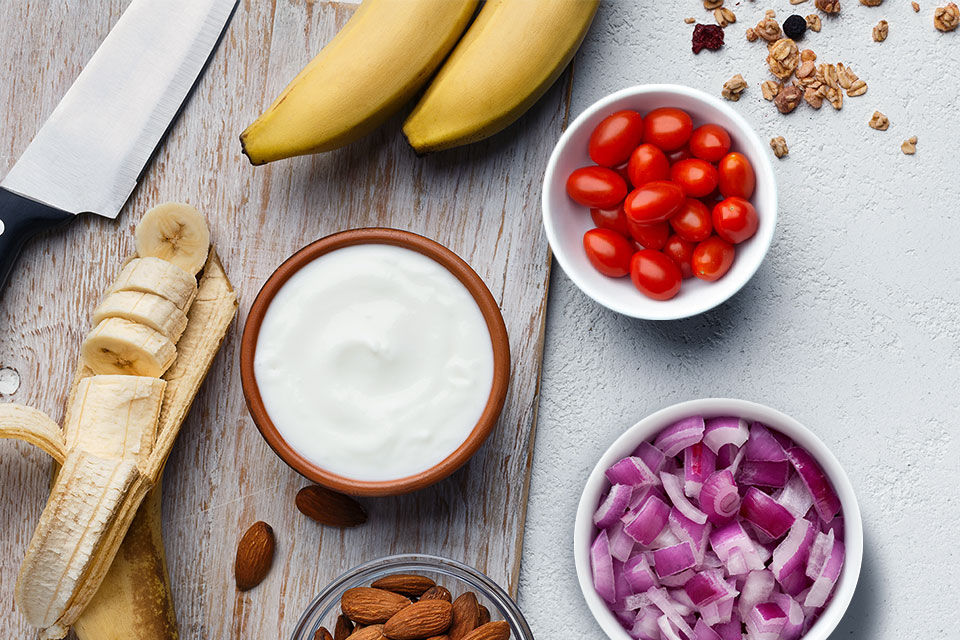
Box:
left=109, top=257, right=197, bottom=312
left=81, top=317, right=177, bottom=378
left=239, top=0, right=479, bottom=164
left=403, top=0, right=599, bottom=153
left=135, top=203, right=210, bottom=276
left=93, top=291, right=189, bottom=343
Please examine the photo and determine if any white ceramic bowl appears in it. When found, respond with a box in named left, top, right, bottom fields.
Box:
left=542, top=85, right=778, bottom=320
left=573, top=398, right=863, bottom=640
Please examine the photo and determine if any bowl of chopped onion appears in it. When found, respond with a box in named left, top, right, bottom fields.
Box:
left=573, top=398, right=862, bottom=640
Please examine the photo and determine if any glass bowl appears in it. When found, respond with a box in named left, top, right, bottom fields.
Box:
left=289, top=554, right=534, bottom=640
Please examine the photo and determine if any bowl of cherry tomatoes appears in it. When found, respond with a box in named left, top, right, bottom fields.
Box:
left=542, top=85, right=777, bottom=320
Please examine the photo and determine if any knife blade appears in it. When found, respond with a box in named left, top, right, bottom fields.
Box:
left=0, top=0, right=239, bottom=292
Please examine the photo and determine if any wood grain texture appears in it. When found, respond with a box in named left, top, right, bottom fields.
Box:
left=0, top=0, right=568, bottom=637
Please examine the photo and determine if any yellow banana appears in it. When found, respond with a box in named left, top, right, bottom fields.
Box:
left=240, top=0, right=479, bottom=164
left=403, top=0, right=599, bottom=153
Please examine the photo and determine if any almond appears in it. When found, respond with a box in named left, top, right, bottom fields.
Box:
left=315, top=627, right=334, bottom=640
left=346, top=625, right=386, bottom=640
left=342, top=588, right=412, bottom=624
left=477, top=606, right=490, bottom=626
left=420, top=586, right=452, bottom=603
left=459, top=622, right=510, bottom=640
left=448, top=593, right=480, bottom=640
left=296, top=485, right=368, bottom=527
left=426, top=636, right=450, bottom=640
left=384, top=600, right=453, bottom=640
left=372, top=574, right=436, bottom=597
left=234, top=521, right=275, bottom=591
left=335, top=613, right=356, bottom=640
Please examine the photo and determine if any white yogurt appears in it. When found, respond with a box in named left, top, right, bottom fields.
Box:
left=254, top=243, right=495, bottom=482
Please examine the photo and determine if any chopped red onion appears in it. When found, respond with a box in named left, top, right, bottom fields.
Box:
left=745, top=422, right=788, bottom=461
left=746, top=602, right=787, bottom=638
left=607, top=521, right=637, bottom=562
left=702, top=417, right=749, bottom=454
left=737, top=569, right=775, bottom=621
left=648, top=526, right=682, bottom=550
left=771, top=518, right=817, bottom=583
left=606, top=456, right=660, bottom=487
left=684, top=443, right=717, bottom=498
left=623, top=553, right=660, bottom=593
left=804, top=538, right=844, bottom=608
left=709, top=522, right=765, bottom=573
left=771, top=593, right=804, bottom=640
left=624, top=592, right=653, bottom=611
left=658, top=568, right=696, bottom=587
left=661, top=472, right=708, bottom=525
left=691, top=619, right=722, bottom=640
left=631, top=607, right=661, bottom=640
left=805, top=529, right=835, bottom=580
left=591, top=530, right=616, bottom=603
left=669, top=508, right=711, bottom=564
left=776, top=472, right=815, bottom=518
left=699, top=469, right=740, bottom=526
left=779, top=565, right=809, bottom=597
left=647, top=587, right=694, bottom=637
left=698, top=593, right=735, bottom=626
left=715, top=443, right=738, bottom=468
left=740, top=487, right=795, bottom=538
left=786, top=446, right=841, bottom=523
left=653, top=542, right=697, bottom=578
left=712, top=615, right=742, bottom=640
left=634, top=441, right=667, bottom=475
left=594, top=483, right=634, bottom=528
left=739, top=460, right=790, bottom=488
left=684, top=570, right=735, bottom=607
left=624, top=494, right=670, bottom=545
left=655, top=415, right=706, bottom=457
left=657, top=615, right=685, bottom=640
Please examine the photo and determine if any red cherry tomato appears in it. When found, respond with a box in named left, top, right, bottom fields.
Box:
left=663, top=234, right=695, bottom=279
left=589, top=110, right=645, bottom=167
left=717, top=152, right=756, bottom=199
left=689, top=124, right=732, bottom=163
left=670, top=159, right=719, bottom=198
left=643, top=108, right=693, bottom=152
left=590, top=204, right=632, bottom=237
left=566, top=166, right=628, bottom=208
left=583, top=228, right=634, bottom=277
left=624, top=181, right=685, bottom=224
left=630, top=250, right=683, bottom=300
left=670, top=198, right=713, bottom=242
left=666, top=146, right=692, bottom=164
left=712, top=197, right=759, bottom=244
left=627, top=219, right=670, bottom=251
left=692, top=236, right=735, bottom=281
left=627, top=144, right=670, bottom=188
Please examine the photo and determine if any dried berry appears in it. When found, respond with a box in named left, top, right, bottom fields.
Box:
left=783, top=14, right=807, bottom=39
left=692, top=23, right=725, bottom=53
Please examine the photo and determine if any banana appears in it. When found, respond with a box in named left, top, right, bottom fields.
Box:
left=108, top=257, right=198, bottom=312
left=239, top=0, right=479, bottom=164
left=0, top=403, right=66, bottom=463
left=402, top=0, right=599, bottom=153
left=81, top=317, right=177, bottom=378
left=93, top=291, right=189, bottom=342
left=135, top=203, right=210, bottom=276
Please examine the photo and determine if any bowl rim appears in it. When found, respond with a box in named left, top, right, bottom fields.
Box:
left=573, top=398, right=864, bottom=640
left=542, top=84, right=779, bottom=320
left=288, top=553, right=534, bottom=640
left=239, top=228, right=511, bottom=497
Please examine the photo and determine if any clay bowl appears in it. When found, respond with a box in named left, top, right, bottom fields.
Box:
left=240, top=228, right=510, bottom=497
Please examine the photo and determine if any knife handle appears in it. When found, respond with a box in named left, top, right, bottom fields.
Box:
left=0, top=187, right=74, bottom=296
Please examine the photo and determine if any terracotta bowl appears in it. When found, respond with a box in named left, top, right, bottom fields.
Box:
left=240, top=228, right=511, bottom=497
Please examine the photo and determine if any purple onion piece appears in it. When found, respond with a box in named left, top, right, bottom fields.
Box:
left=684, top=569, right=733, bottom=607
left=593, top=483, right=634, bottom=528
left=657, top=616, right=685, bottom=640
left=786, top=446, right=842, bottom=523
left=745, top=422, right=789, bottom=461
left=623, top=494, right=670, bottom=545
left=692, top=619, right=722, bottom=640
left=633, top=441, right=667, bottom=475
left=646, top=587, right=694, bottom=637
left=771, top=593, right=805, bottom=640
left=740, top=487, right=796, bottom=538
left=709, top=521, right=766, bottom=573
left=658, top=568, right=696, bottom=587
left=591, top=530, right=616, bottom=603
left=655, top=415, right=706, bottom=457
left=703, top=417, right=750, bottom=454
left=746, top=602, right=787, bottom=638
left=739, top=460, right=791, bottom=488
left=605, top=456, right=659, bottom=487
left=668, top=507, right=711, bottom=564
left=661, top=471, right=708, bottom=525
left=737, top=569, right=775, bottom=621
left=804, top=538, right=844, bottom=608
left=630, top=607, right=660, bottom=640
left=606, top=520, right=637, bottom=563
left=770, top=518, right=817, bottom=583
left=712, top=615, right=742, bottom=640
left=699, top=469, right=740, bottom=526
left=776, top=471, right=815, bottom=518
left=805, top=528, right=835, bottom=580
left=623, top=553, right=660, bottom=593
left=684, top=443, right=717, bottom=498
left=652, top=541, right=697, bottom=578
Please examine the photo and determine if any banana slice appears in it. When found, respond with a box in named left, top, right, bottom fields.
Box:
left=108, top=257, right=197, bottom=312
left=135, top=203, right=210, bottom=275
left=92, top=291, right=188, bottom=343
left=81, top=318, right=176, bottom=378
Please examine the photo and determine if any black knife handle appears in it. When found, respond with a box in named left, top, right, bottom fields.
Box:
left=0, top=187, right=74, bottom=295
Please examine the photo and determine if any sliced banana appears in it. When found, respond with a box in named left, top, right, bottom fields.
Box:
left=135, top=203, right=210, bottom=275
left=81, top=318, right=176, bottom=378
left=92, top=291, right=188, bottom=343
left=108, top=257, right=197, bottom=312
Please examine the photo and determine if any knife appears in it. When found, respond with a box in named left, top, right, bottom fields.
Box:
left=0, top=0, right=239, bottom=293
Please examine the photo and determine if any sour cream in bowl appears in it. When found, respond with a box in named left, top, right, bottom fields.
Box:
left=240, top=229, right=510, bottom=496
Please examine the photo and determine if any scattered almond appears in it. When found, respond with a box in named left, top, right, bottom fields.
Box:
left=296, top=484, right=368, bottom=528
left=421, top=586, right=453, bottom=602
left=913, top=1, right=921, bottom=11
left=448, top=593, right=481, bottom=640
left=315, top=627, right=335, bottom=640
left=477, top=606, right=491, bottom=626
left=372, top=574, right=437, bottom=598
left=384, top=600, right=453, bottom=640
left=774, top=84, right=803, bottom=113
left=459, top=622, right=511, bottom=640
left=869, top=111, right=890, bottom=130
left=341, top=588, right=412, bottom=625
left=234, top=521, right=275, bottom=591
left=346, top=625, right=386, bottom=640
left=902, top=136, right=918, bottom=155
left=336, top=614, right=356, bottom=640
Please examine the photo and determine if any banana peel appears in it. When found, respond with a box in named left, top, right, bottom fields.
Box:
left=0, top=248, right=237, bottom=639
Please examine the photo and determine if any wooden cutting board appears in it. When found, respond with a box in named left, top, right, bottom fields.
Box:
left=0, top=1, right=570, bottom=636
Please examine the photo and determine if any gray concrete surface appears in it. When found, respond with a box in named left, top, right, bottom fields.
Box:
left=519, top=2, right=959, bottom=639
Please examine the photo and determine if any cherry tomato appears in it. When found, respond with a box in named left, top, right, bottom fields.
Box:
left=669, top=198, right=713, bottom=242
left=643, top=107, right=693, bottom=152
left=589, top=110, right=645, bottom=167
left=670, top=159, right=719, bottom=198
left=566, top=166, right=628, bottom=208
left=663, top=235, right=695, bottom=279
left=590, top=204, right=632, bottom=237
left=630, top=249, right=683, bottom=300
left=717, top=152, right=756, bottom=199
left=583, top=228, right=634, bottom=277
left=627, top=219, right=670, bottom=251
left=666, top=146, right=692, bottom=164
left=627, top=144, right=670, bottom=188
left=689, top=124, right=732, bottom=163
left=712, top=197, right=759, bottom=244
left=624, top=181, right=685, bottom=224
left=692, top=236, right=735, bottom=281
